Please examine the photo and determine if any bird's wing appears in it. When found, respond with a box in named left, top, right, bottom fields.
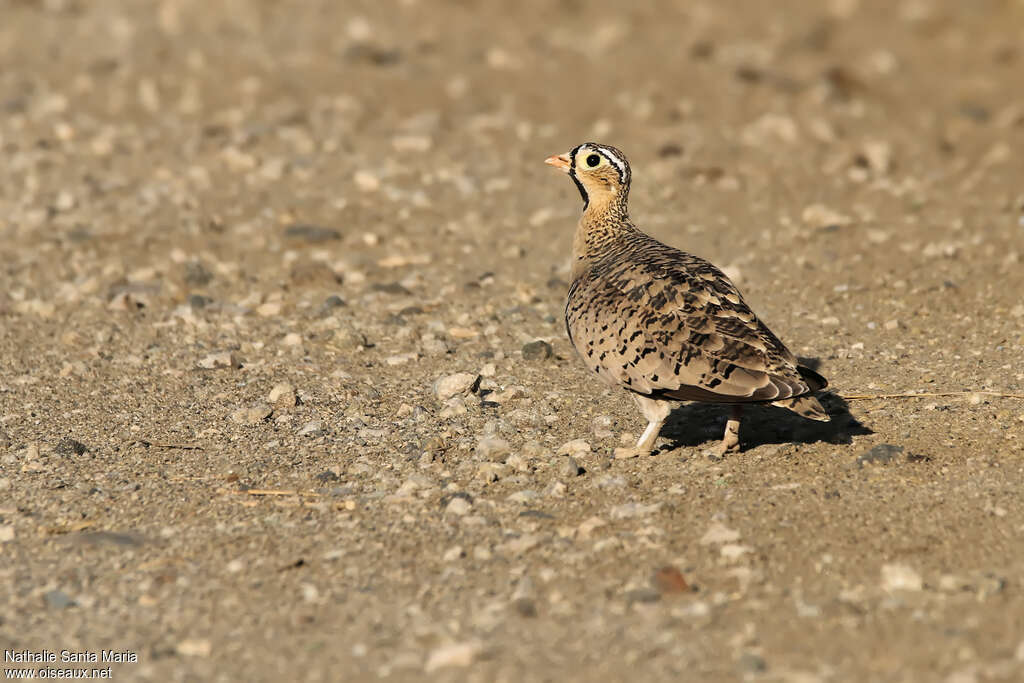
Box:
left=567, top=244, right=824, bottom=404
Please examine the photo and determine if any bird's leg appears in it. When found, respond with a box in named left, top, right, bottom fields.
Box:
left=614, top=394, right=672, bottom=458
left=717, top=405, right=743, bottom=455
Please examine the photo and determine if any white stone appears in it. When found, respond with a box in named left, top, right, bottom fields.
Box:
left=699, top=521, right=740, bottom=546
left=424, top=641, right=481, bottom=673
left=444, top=497, right=472, bottom=516
left=557, top=439, right=591, bottom=457
left=880, top=563, right=923, bottom=592
left=433, top=373, right=479, bottom=400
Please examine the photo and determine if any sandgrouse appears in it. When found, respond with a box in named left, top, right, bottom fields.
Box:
left=545, top=143, right=829, bottom=457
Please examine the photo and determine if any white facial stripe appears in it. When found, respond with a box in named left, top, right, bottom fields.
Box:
left=595, top=145, right=626, bottom=181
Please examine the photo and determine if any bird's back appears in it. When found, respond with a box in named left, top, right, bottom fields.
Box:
left=566, top=228, right=825, bottom=404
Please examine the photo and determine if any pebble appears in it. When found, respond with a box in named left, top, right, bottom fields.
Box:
left=476, top=462, right=507, bottom=483
left=561, top=456, right=582, bottom=478
left=737, top=653, right=767, bottom=674
left=444, top=496, right=472, bottom=516
left=505, top=453, right=530, bottom=473
left=802, top=203, right=852, bottom=229
left=652, top=566, right=690, bottom=595
left=438, top=397, right=468, bottom=418
left=55, top=438, right=88, bottom=456
left=497, top=534, right=541, bottom=556
left=268, top=382, right=296, bottom=408
left=433, top=372, right=480, bottom=400
left=475, top=437, right=512, bottom=461
left=353, top=170, right=380, bottom=192
left=44, top=590, right=75, bottom=609
left=720, top=543, right=752, bottom=561
left=880, top=563, right=923, bottom=592
left=197, top=351, right=239, bottom=370
left=699, top=521, right=740, bottom=545
left=176, top=639, right=213, bottom=657
left=591, top=415, right=614, bottom=439
left=424, top=641, right=481, bottom=673
left=610, top=502, right=661, bottom=519
left=231, top=404, right=272, bottom=425
left=558, top=439, right=591, bottom=457
left=442, top=546, right=464, bottom=562
left=857, top=443, right=903, bottom=467
left=522, top=340, right=553, bottom=361
left=507, top=490, right=541, bottom=504
left=0, top=524, right=14, bottom=542
left=297, top=420, right=325, bottom=437
left=284, top=224, right=340, bottom=243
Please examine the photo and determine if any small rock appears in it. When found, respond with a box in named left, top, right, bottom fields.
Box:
left=884, top=319, right=900, bottom=331
left=268, top=382, right=296, bottom=408
left=652, top=566, right=690, bottom=595
left=197, top=351, right=239, bottom=370
left=424, top=641, right=481, bottom=673
left=880, top=563, right=923, bottom=592
left=188, top=294, right=213, bottom=309
left=443, top=546, right=464, bottom=562
left=55, top=438, right=89, bottom=456
left=176, top=639, right=212, bottom=657
left=802, top=204, right=852, bottom=230
left=497, top=534, right=541, bottom=556
left=475, top=437, right=512, bottom=461
left=507, top=490, right=541, bottom=504
left=610, top=502, right=661, bottom=519
left=522, top=340, right=553, bottom=361
left=315, top=470, right=339, bottom=483
left=44, top=590, right=75, bottom=609
left=297, top=420, right=325, bottom=437
left=438, top=397, right=467, bottom=418
left=290, top=261, right=342, bottom=287
left=284, top=224, right=340, bottom=243
left=857, top=443, right=903, bottom=467
left=445, top=496, right=473, bottom=516
left=433, top=373, right=480, bottom=401
left=558, top=439, right=591, bottom=457
left=184, top=261, right=213, bottom=286
left=0, top=524, right=14, bottom=542
left=353, top=170, right=380, bottom=192
left=561, top=456, right=582, bottom=478
left=625, top=587, right=661, bottom=604
left=737, top=653, right=767, bottom=674
left=321, top=295, right=346, bottom=311
left=720, top=543, right=752, bottom=561
left=699, top=521, right=740, bottom=545
left=231, top=404, right=272, bottom=425
left=476, top=462, right=507, bottom=483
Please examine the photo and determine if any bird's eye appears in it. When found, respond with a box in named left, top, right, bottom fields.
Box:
left=585, top=153, right=601, bottom=168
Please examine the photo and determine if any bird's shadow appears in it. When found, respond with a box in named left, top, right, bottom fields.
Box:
left=658, top=359, right=871, bottom=452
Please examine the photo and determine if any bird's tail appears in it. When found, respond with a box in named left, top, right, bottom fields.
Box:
left=773, top=394, right=830, bottom=422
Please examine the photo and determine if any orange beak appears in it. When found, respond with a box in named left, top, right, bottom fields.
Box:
left=544, top=153, right=571, bottom=173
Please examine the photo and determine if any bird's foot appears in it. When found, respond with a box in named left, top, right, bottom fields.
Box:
left=613, top=446, right=652, bottom=459
left=714, top=436, right=741, bottom=457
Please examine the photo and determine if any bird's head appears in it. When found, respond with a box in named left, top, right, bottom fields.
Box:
left=545, top=142, right=631, bottom=212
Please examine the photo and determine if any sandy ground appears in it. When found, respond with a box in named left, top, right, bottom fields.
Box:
left=2, top=0, right=1024, bottom=681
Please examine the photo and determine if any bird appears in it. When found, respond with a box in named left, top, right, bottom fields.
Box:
left=544, top=142, right=829, bottom=457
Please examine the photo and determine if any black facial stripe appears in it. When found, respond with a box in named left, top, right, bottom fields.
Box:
left=568, top=144, right=589, bottom=209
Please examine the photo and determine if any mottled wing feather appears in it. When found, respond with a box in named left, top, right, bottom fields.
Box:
left=567, top=234, right=823, bottom=405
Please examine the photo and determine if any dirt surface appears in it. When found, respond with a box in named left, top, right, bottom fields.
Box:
left=2, top=0, right=1024, bottom=681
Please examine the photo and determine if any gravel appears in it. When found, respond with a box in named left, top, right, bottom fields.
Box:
left=2, top=2, right=1022, bottom=681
